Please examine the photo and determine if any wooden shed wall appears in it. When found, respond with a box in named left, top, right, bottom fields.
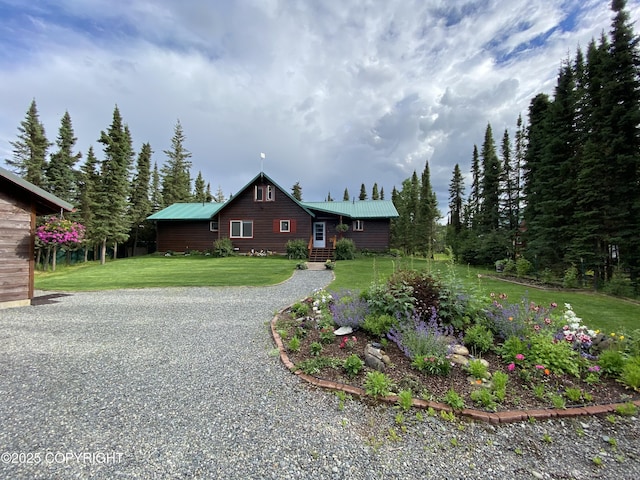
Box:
left=0, top=190, right=33, bottom=303
left=156, top=221, right=220, bottom=253
left=218, top=179, right=312, bottom=253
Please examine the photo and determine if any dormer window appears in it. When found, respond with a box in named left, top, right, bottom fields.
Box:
left=255, top=185, right=275, bottom=202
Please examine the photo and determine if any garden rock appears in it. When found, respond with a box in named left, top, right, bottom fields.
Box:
left=449, top=353, right=469, bottom=366
left=364, top=343, right=388, bottom=371
left=450, top=344, right=469, bottom=356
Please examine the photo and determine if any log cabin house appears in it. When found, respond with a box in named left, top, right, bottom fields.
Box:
left=148, top=172, right=399, bottom=260
left=0, top=166, right=73, bottom=308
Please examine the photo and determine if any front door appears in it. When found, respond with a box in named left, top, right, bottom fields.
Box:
left=313, top=222, right=325, bottom=248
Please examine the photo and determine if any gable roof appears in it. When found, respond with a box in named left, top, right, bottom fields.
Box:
left=147, top=202, right=224, bottom=220
left=302, top=200, right=399, bottom=218
left=146, top=171, right=398, bottom=221
left=0, top=166, right=74, bottom=214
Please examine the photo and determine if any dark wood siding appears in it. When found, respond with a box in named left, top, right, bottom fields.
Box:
left=156, top=220, right=220, bottom=253
left=0, top=190, right=33, bottom=303
left=218, top=178, right=312, bottom=254
left=345, top=219, right=391, bottom=251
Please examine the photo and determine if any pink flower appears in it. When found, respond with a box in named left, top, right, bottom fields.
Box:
left=508, top=363, right=516, bottom=371
left=533, top=325, right=541, bottom=331
left=515, top=354, right=525, bottom=361
left=535, top=365, right=545, bottom=370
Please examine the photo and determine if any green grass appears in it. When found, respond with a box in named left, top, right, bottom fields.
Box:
left=326, top=256, right=640, bottom=333
left=36, top=254, right=639, bottom=332
left=35, top=255, right=298, bottom=290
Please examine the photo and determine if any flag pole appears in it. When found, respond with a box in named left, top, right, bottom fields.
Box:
left=260, top=152, right=266, bottom=173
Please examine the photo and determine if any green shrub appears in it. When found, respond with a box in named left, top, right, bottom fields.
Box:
left=287, top=336, right=301, bottom=352
left=602, top=269, right=635, bottom=298
left=620, top=356, right=640, bottom=391
left=411, top=354, right=451, bottom=376
left=491, top=371, right=508, bottom=402
left=362, top=313, right=395, bottom=337
left=598, top=349, right=626, bottom=377
left=213, top=238, right=234, bottom=257
left=503, top=259, right=517, bottom=275
left=463, top=324, right=494, bottom=355
left=343, top=354, right=365, bottom=377
left=286, top=239, right=308, bottom=259
left=563, top=264, right=579, bottom=288
left=516, top=258, right=533, bottom=277
left=528, top=335, right=580, bottom=376
left=309, top=342, right=323, bottom=356
left=466, top=359, right=489, bottom=380
left=335, top=238, right=356, bottom=260
left=291, top=302, right=310, bottom=317
left=364, top=371, right=393, bottom=397
left=397, top=389, right=413, bottom=411
left=442, top=388, right=465, bottom=411
left=362, top=281, right=414, bottom=318
left=497, top=336, right=527, bottom=363
left=470, top=388, right=497, bottom=411
left=388, top=270, right=440, bottom=320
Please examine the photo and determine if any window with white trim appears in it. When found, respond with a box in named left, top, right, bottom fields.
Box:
left=255, top=186, right=264, bottom=201
left=353, top=220, right=364, bottom=231
left=255, top=185, right=275, bottom=202
left=230, top=220, right=253, bottom=238
left=280, top=220, right=290, bottom=232
left=266, top=185, right=274, bottom=201
left=209, top=220, right=219, bottom=232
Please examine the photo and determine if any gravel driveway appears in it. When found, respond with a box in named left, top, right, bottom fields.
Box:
left=1, top=270, right=639, bottom=479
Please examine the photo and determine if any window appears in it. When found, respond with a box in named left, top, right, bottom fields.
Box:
left=280, top=220, right=290, bottom=232
left=354, top=220, right=364, bottom=231
left=230, top=220, right=253, bottom=238
left=255, top=185, right=275, bottom=202
left=209, top=220, right=219, bottom=232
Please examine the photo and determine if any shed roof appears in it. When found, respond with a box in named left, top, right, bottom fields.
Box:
left=302, top=200, right=399, bottom=219
left=0, top=166, right=74, bottom=214
left=147, top=202, right=224, bottom=220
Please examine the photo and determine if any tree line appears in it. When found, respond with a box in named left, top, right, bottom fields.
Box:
left=447, top=0, right=640, bottom=291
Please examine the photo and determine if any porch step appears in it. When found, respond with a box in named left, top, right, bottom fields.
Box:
left=309, top=248, right=334, bottom=262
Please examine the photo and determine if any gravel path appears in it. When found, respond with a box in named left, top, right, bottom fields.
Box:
left=1, top=270, right=639, bottom=479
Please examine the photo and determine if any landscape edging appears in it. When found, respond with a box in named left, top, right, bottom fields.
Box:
left=270, top=311, right=640, bottom=424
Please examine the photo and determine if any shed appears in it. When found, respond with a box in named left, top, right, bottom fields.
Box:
left=0, top=166, right=73, bottom=308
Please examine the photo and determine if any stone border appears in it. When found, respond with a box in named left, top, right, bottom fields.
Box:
left=270, top=311, right=640, bottom=424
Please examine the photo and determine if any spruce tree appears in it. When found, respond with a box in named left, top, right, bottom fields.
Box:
left=343, top=188, right=349, bottom=201
left=6, top=99, right=51, bottom=186
left=291, top=181, right=302, bottom=201
left=77, top=146, right=100, bottom=261
left=161, top=120, right=192, bottom=205
left=46, top=111, right=82, bottom=203
left=371, top=183, right=380, bottom=200
left=448, top=164, right=465, bottom=235
left=129, top=143, right=153, bottom=254
left=358, top=183, right=368, bottom=200
left=94, top=106, right=134, bottom=264
left=193, top=171, right=206, bottom=202
left=418, top=162, right=439, bottom=256
left=467, top=145, right=481, bottom=228
left=150, top=162, right=164, bottom=212
left=478, top=124, right=501, bottom=233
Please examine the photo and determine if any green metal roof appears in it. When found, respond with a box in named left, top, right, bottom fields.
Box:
left=301, top=200, right=399, bottom=218
left=147, top=202, right=224, bottom=220
left=0, top=166, right=74, bottom=214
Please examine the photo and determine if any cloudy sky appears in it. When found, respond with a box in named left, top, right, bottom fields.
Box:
left=1, top=0, right=638, bottom=214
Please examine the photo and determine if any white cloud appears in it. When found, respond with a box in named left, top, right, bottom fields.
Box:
left=1, top=0, right=638, bottom=210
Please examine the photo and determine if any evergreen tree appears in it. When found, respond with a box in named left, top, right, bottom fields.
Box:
left=193, top=171, right=206, bottom=202
left=6, top=99, right=51, bottom=186
left=291, top=181, right=302, bottom=201
left=128, top=143, right=152, bottom=254
left=417, top=161, right=439, bottom=256
left=478, top=123, right=501, bottom=233
left=380, top=187, right=385, bottom=200
left=77, top=146, right=100, bottom=261
left=94, top=106, right=134, bottom=264
left=467, top=145, right=481, bottom=228
left=214, top=185, right=225, bottom=203
left=371, top=183, right=380, bottom=200
left=448, top=164, right=465, bottom=235
left=46, top=111, right=82, bottom=203
left=150, top=162, right=164, bottom=212
left=161, top=120, right=192, bottom=205
left=343, top=188, right=349, bottom=201
left=205, top=183, right=213, bottom=203
left=359, top=183, right=367, bottom=200
left=326, top=191, right=334, bottom=202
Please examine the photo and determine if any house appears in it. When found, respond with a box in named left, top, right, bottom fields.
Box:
left=0, top=166, right=74, bottom=308
left=147, top=172, right=399, bottom=259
